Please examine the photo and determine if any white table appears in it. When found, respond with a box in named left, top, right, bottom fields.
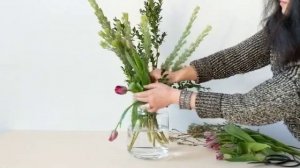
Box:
left=0, top=131, right=276, bottom=168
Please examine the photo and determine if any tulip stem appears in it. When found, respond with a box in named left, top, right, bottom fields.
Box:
left=128, top=109, right=169, bottom=152
left=128, top=131, right=140, bottom=152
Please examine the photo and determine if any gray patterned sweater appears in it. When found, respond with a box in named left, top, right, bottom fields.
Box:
left=190, top=29, right=300, bottom=140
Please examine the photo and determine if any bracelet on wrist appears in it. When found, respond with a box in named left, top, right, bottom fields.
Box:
left=179, top=89, right=193, bottom=110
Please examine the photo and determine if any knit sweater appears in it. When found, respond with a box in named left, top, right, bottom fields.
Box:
left=190, top=29, right=300, bottom=140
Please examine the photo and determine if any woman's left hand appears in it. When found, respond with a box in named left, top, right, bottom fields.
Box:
left=134, top=83, right=180, bottom=112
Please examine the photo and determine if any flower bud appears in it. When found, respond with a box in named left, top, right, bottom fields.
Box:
left=114, top=85, right=128, bottom=95
left=204, top=138, right=217, bottom=149
left=205, top=135, right=217, bottom=143
left=204, top=131, right=215, bottom=139
left=108, top=130, right=118, bottom=142
left=216, top=152, right=224, bottom=160
left=212, top=143, right=220, bottom=151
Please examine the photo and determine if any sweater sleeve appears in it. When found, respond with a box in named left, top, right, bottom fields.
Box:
left=190, top=29, right=270, bottom=83
left=195, top=74, right=300, bottom=127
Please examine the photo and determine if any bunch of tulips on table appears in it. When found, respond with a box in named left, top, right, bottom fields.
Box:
left=187, top=123, right=300, bottom=167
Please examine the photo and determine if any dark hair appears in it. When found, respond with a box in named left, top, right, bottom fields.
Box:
left=263, top=0, right=300, bottom=66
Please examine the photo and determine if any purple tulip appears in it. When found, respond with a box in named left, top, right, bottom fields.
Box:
left=114, top=85, right=128, bottom=95
left=108, top=130, right=118, bottom=142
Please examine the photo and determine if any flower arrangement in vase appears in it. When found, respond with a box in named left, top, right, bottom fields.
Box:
left=88, top=0, right=211, bottom=159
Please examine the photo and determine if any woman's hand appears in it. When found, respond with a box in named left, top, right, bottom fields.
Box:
left=134, top=83, right=180, bottom=112
left=150, top=69, right=177, bottom=83
left=150, top=66, right=198, bottom=83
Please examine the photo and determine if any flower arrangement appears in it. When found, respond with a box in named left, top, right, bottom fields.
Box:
left=88, top=0, right=211, bottom=154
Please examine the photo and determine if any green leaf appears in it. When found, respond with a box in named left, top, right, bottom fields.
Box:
left=226, top=153, right=265, bottom=162
left=128, top=82, right=144, bottom=93
left=220, top=146, right=237, bottom=155
left=244, top=128, right=300, bottom=156
left=162, top=6, right=200, bottom=71
left=171, top=25, right=212, bottom=71
left=131, top=52, right=150, bottom=85
left=140, top=15, right=152, bottom=68
left=124, top=51, right=143, bottom=81
left=116, top=101, right=139, bottom=129
left=245, top=142, right=270, bottom=153
left=131, top=103, right=140, bottom=128
left=125, top=51, right=150, bottom=86
left=223, top=154, right=232, bottom=160
left=224, top=124, right=255, bottom=142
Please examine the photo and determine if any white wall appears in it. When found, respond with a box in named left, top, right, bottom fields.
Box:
left=0, top=0, right=299, bottom=146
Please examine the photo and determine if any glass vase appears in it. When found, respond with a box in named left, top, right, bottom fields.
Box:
left=127, top=106, right=169, bottom=160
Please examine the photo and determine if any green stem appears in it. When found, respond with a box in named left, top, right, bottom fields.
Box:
left=160, top=131, right=169, bottom=144
left=128, top=130, right=140, bottom=152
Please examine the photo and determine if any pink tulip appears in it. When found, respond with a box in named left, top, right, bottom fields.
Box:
left=204, top=131, right=214, bottom=138
left=216, top=152, right=224, bottom=160
left=114, top=85, right=128, bottom=95
left=212, top=143, right=220, bottom=151
left=108, top=130, right=118, bottom=142
left=204, top=132, right=217, bottom=141
left=204, top=138, right=217, bottom=149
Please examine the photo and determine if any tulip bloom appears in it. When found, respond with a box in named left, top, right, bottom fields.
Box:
left=204, top=131, right=214, bottom=138
left=114, top=85, right=128, bottom=95
left=216, top=152, right=224, bottom=160
left=108, top=130, right=118, bottom=142
left=204, top=138, right=218, bottom=149
left=211, top=143, right=220, bottom=151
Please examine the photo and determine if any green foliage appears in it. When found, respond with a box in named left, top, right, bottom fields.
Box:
left=243, top=128, right=300, bottom=156
left=89, top=0, right=133, bottom=82
left=140, top=0, right=166, bottom=69
left=161, top=6, right=200, bottom=71
left=188, top=123, right=300, bottom=162
left=158, top=6, right=211, bottom=90
left=171, top=25, right=212, bottom=71
left=161, top=6, right=211, bottom=72
left=219, top=124, right=300, bottom=162
left=187, top=123, right=224, bottom=138
left=115, top=101, right=139, bottom=129
left=90, top=1, right=211, bottom=147
left=223, top=124, right=255, bottom=142
left=89, top=0, right=210, bottom=90
left=140, top=15, right=152, bottom=67
left=89, top=0, right=154, bottom=88
left=131, top=102, right=140, bottom=128
left=88, top=0, right=114, bottom=39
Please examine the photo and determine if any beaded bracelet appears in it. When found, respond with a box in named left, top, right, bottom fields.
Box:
left=179, top=89, right=193, bottom=110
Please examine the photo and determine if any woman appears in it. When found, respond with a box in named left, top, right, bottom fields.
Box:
left=134, top=0, right=300, bottom=140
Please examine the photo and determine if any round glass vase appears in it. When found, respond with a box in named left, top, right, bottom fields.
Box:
left=127, top=106, right=169, bottom=160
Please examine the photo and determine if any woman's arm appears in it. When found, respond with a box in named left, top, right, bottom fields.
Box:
left=194, top=74, right=299, bottom=124
left=190, top=29, right=270, bottom=83
left=134, top=74, right=300, bottom=139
